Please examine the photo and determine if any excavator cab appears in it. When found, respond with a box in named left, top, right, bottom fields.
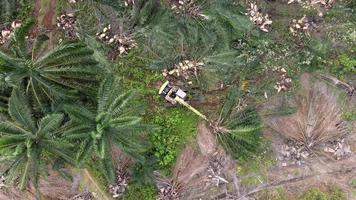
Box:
left=159, top=81, right=187, bottom=104
left=158, top=81, right=209, bottom=121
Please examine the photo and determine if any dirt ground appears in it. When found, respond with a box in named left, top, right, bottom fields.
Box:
left=258, top=73, right=356, bottom=199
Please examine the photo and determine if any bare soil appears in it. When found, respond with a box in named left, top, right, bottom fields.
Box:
left=256, top=73, right=356, bottom=199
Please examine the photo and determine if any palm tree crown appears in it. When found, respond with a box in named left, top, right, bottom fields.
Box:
left=64, top=76, right=149, bottom=182
left=0, top=19, right=99, bottom=111
left=0, top=89, right=73, bottom=192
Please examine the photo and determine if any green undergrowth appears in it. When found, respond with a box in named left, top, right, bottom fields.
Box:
left=254, top=187, right=287, bottom=200
left=237, top=143, right=275, bottom=187
left=300, top=187, right=347, bottom=200
left=122, top=182, right=156, bottom=200
left=150, top=107, right=198, bottom=175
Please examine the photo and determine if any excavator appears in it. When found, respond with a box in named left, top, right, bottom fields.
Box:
left=159, top=81, right=209, bottom=121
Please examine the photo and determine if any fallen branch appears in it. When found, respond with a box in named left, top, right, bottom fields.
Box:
left=317, top=74, right=355, bottom=96
left=235, top=166, right=356, bottom=199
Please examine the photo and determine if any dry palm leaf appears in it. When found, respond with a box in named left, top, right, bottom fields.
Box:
left=265, top=74, right=351, bottom=165
left=154, top=122, right=240, bottom=199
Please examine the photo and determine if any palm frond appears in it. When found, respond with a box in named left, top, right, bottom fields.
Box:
left=8, top=89, right=36, bottom=133
left=11, top=19, right=34, bottom=59
left=37, top=113, right=64, bottom=137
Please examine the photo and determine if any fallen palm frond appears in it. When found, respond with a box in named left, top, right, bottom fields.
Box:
left=153, top=146, right=208, bottom=199
left=210, top=87, right=263, bottom=161
left=234, top=164, right=356, bottom=199
left=316, top=74, right=355, bottom=97
left=265, top=74, right=351, bottom=165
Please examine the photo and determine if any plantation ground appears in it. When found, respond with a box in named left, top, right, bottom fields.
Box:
left=0, top=0, right=355, bottom=199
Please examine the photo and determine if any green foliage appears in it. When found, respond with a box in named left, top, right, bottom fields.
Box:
left=137, top=0, right=263, bottom=89
left=351, top=178, right=356, bottom=187
left=301, top=188, right=347, bottom=200
left=0, top=88, right=73, bottom=195
left=0, top=0, right=17, bottom=23
left=342, top=109, right=356, bottom=121
left=0, top=19, right=99, bottom=111
left=18, top=0, right=33, bottom=21
left=331, top=53, right=356, bottom=76
left=301, top=188, right=328, bottom=200
left=64, top=76, right=151, bottom=183
left=255, top=187, right=287, bottom=200
left=237, top=145, right=274, bottom=187
left=150, top=108, right=198, bottom=173
left=217, top=87, right=263, bottom=161
left=122, top=182, right=156, bottom=200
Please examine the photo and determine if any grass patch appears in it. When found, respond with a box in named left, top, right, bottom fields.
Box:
left=122, top=182, right=156, bottom=200
left=300, top=187, right=347, bottom=200
left=150, top=107, right=199, bottom=175
left=237, top=143, right=275, bottom=187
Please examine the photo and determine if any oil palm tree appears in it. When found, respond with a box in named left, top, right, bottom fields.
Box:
left=211, top=87, right=263, bottom=160
left=140, top=0, right=262, bottom=90
left=0, top=88, right=74, bottom=196
left=0, top=19, right=99, bottom=111
left=64, top=76, right=150, bottom=182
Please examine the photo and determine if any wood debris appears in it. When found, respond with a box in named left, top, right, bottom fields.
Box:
left=124, top=0, right=135, bottom=7
left=323, top=137, right=352, bottom=160
left=96, top=24, right=138, bottom=57
left=287, top=0, right=334, bottom=15
left=108, top=167, right=130, bottom=199
left=162, top=60, right=203, bottom=84
left=246, top=2, right=272, bottom=32
left=68, top=0, right=82, bottom=3
left=170, top=0, right=209, bottom=20
left=317, top=74, right=355, bottom=97
left=273, top=67, right=292, bottom=93
left=0, top=20, right=22, bottom=45
left=158, top=183, right=179, bottom=200
left=69, top=191, right=94, bottom=200
left=278, top=141, right=309, bottom=166
left=207, top=153, right=229, bottom=186
left=289, top=15, right=316, bottom=36
left=0, top=176, right=5, bottom=189
left=57, top=12, right=77, bottom=39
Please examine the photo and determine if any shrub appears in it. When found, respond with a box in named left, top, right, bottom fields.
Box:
left=301, top=188, right=328, bottom=200
left=331, top=53, right=356, bottom=76
left=301, top=188, right=347, bottom=200
left=150, top=108, right=198, bottom=172
left=123, top=183, right=156, bottom=200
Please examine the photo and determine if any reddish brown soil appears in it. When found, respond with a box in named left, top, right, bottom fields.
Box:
left=42, top=0, right=57, bottom=31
